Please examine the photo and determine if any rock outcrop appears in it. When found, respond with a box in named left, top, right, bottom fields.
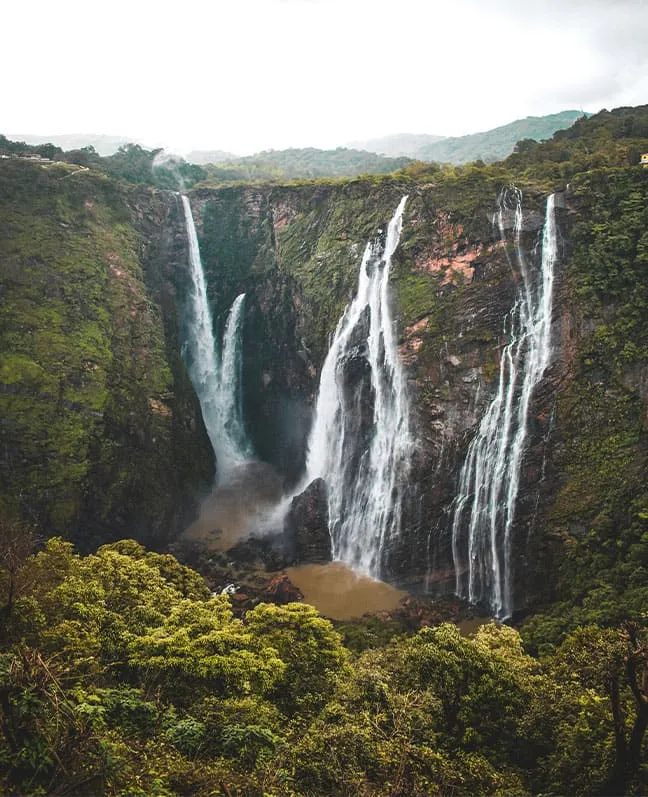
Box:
left=284, top=478, right=331, bottom=565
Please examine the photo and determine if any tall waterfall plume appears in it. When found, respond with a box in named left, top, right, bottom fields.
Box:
left=451, top=189, right=557, bottom=620
left=181, top=195, right=253, bottom=475
left=306, top=196, right=411, bottom=577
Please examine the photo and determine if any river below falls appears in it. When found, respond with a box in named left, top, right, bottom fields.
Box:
left=285, top=561, right=406, bottom=620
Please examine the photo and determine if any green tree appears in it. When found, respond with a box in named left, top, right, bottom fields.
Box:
left=550, top=624, right=648, bottom=795
left=128, top=597, right=285, bottom=702
left=0, top=509, right=35, bottom=638
left=0, top=646, right=110, bottom=795
left=245, top=602, right=349, bottom=716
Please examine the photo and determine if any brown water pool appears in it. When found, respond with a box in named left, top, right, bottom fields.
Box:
left=286, top=561, right=406, bottom=620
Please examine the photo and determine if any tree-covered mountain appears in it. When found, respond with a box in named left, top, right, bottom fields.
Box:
left=419, top=110, right=588, bottom=163
left=0, top=137, right=209, bottom=190
left=0, top=138, right=409, bottom=187
left=355, top=110, right=588, bottom=163
left=0, top=158, right=213, bottom=550
left=196, top=147, right=413, bottom=181
left=5, top=133, right=137, bottom=156
left=6, top=110, right=588, bottom=173
left=0, top=134, right=64, bottom=161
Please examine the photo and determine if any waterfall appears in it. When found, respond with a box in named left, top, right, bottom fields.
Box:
left=217, top=293, right=254, bottom=464
left=451, top=190, right=557, bottom=620
left=181, top=195, right=253, bottom=476
left=306, top=196, right=411, bottom=577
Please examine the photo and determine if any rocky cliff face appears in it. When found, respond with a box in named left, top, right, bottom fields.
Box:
left=185, top=161, right=648, bottom=615
left=184, top=176, right=567, bottom=609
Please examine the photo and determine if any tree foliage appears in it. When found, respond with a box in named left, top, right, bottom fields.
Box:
left=2, top=539, right=648, bottom=795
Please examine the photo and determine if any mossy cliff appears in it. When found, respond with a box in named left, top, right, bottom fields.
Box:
left=0, top=161, right=212, bottom=549
left=525, top=166, right=648, bottom=633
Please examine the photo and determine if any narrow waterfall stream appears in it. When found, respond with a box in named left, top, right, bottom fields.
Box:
left=180, top=195, right=253, bottom=476
left=451, top=190, right=557, bottom=620
left=305, top=197, right=411, bottom=578
left=217, top=293, right=254, bottom=465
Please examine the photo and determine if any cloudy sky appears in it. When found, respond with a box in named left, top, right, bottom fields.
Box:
left=4, top=0, right=647, bottom=155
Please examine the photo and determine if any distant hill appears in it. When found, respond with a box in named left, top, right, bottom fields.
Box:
left=185, top=150, right=239, bottom=165
left=352, top=111, right=588, bottom=164
left=347, top=133, right=446, bottom=158
left=417, top=111, right=588, bottom=164
left=6, top=133, right=138, bottom=156
left=202, top=147, right=413, bottom=182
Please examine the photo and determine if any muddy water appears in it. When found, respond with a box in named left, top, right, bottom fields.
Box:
left=182, top=462, right=283, bottom=550
left=286, top=561, right=406, bottom=620
left=457, top=616, right=493, bottom=636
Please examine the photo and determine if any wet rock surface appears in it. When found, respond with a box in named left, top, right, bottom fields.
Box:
left=284, top=478, right=332, bottom=564
left=168, top=538, right=301, bottom=617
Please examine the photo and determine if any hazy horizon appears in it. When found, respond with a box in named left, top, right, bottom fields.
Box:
left=3, top=0, right=647, bottom=156
left=6, top=108, right=594, bottom=159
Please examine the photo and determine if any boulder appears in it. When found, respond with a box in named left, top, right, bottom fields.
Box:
left=262, top=573, right=304, bottom=604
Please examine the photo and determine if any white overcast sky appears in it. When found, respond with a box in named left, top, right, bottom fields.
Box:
left=3, top=0, right=647, bottom=156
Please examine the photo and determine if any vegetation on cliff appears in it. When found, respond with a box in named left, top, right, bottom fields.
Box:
left=517, top=115, right=648, bottom=651
left=1, top=135, right=413, bottom=190
left=197, top=148, right=413, bottom=183
left=0, top=160, right=212, bottom=547
left=0, top=137, right=208, bottom=191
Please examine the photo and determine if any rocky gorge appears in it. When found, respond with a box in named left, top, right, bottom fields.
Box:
left=2, top=106, right=648, bottom=625
left=179, top=176, right=571, bottom=617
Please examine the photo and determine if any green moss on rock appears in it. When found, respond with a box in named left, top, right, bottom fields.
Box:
left=0, top=161, right=212, bottom=547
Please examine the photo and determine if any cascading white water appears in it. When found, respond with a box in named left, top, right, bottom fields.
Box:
left=217, top=293, right=254, bottom=464
left=451, top=190, right=557, bottom=620
left=306, top=196, right=411, bottom=576
left=181, top=195, right=253, bottom=475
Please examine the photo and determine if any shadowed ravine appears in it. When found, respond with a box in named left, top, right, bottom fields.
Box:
left=181, top=194, right=253, bottom=476
left=180, top=194, right=276, bottom=547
